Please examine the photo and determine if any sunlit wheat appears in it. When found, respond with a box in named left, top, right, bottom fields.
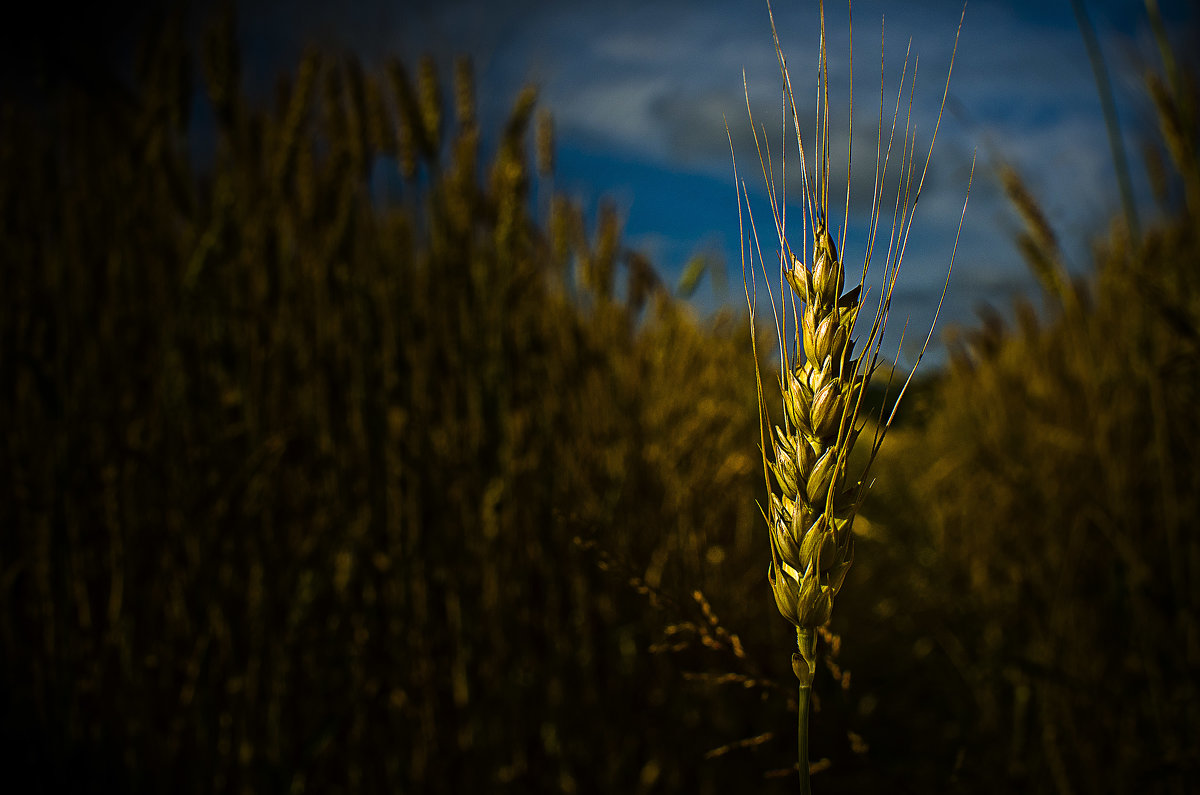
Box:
left=731, top=2, right=970, bottom=789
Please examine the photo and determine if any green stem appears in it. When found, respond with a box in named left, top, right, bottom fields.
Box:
left=793, top=628, right=817, bottom=795
left=797, top=677, right=811, bottom=795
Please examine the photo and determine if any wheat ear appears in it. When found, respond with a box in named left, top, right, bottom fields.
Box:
left=733, top=2, right=969, bottom=790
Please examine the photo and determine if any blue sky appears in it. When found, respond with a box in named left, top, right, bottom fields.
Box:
left=225, top=0, right=1196, bottom=365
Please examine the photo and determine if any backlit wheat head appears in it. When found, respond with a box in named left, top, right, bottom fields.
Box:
left=732, top=1, right=970, bottom=695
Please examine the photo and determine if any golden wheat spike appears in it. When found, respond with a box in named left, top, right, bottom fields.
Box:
left=737, top=3, right=970, bottom=790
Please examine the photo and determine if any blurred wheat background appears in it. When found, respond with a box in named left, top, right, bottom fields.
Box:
left=1, top=2, right=1197, bottom=794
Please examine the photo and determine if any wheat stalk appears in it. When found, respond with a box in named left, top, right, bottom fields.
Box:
left=731, top=2, right=970, bottom=789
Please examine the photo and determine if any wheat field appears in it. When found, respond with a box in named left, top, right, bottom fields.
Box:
left=1, top=4, right=1196, bottom=794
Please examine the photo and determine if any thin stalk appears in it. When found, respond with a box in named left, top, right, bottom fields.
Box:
left=797, top=682, right=811, bottom=794
left=1069, top=0, right=1140, bottom=238
left=794, top=628, right=817, bottom=794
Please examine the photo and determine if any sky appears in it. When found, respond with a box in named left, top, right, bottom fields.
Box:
left=224, top=0, right=1196, bottom=366
left=12, top=0, right=1195, bottom=366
